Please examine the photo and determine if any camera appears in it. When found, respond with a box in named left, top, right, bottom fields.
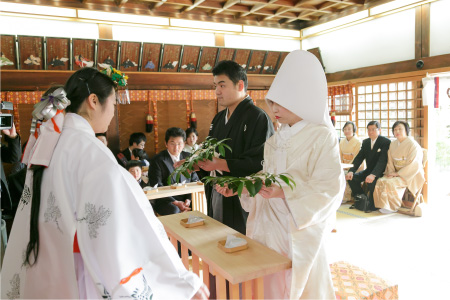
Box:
left=1, top=101, right=14, bottom=130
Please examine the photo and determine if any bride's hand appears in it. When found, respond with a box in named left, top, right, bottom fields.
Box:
left=258, top=185, right=285, bottom=199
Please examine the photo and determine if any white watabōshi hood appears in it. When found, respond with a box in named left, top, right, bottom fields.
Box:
left=266, top=50, right=333, bottom=130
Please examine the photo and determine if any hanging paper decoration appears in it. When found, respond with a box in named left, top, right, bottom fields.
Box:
left=146, top=114, right=154, bottom=133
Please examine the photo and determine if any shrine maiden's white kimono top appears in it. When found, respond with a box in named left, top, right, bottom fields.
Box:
left=2, top=113, right=202, bottom=299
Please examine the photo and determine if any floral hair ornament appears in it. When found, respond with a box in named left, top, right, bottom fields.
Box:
left=100, top=65, right=130, bottom=104
left=30, top=87, right=71, bottom=135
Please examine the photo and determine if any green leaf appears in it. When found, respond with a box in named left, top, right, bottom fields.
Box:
left=176, top=172, right=181, bottom=183
left=279, top=174, right=290, bottom=186
left=218, top=145, right=225, bottom=157
left=265, top=178, right=272, bottom=187
left=182, top=171, right=190, bottom=179
left=254, top=178, right=263, bottom=194
left=237, top=181, right=244, bottom=197
left=245, top=180, right=256, bottom=197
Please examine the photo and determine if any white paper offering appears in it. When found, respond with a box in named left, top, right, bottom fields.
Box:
left=224, top=234, right=247, bottom=248
left=172, top=180, right=187, bottom=187
left=143, top=184, right=158, bottom=191
left=186, top=216, right=204, bottom=224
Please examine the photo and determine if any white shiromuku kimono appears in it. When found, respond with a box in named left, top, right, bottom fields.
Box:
left=240, top=122, right=345, bottom=299
left=2, top=113, right=202, bottom=299
left=374, top=136, right=425, bottom=212
left=339, top=136, right=362, bottom=202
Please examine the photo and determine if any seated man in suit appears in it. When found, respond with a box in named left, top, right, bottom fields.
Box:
left=117, top=132, right=148, bottom=167
left=126, top=160, right=148, bottom=189
left=149, top=127, right=198, bottom=216
left=345, top=121, right=391, bottom=211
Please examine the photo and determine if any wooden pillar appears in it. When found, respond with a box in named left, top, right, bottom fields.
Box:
left=98, top=24, right=113, bottom=40
left=215, top=33, right=225, bottom=47
left=415, top=4, right=430, bottom=60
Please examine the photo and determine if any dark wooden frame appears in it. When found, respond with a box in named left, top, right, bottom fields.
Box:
left=119, top=41, right=141, bottom=72
left=17, top=35, right=44, bottom=70
left=197, top=46, right=219, bottom=73
left=97, top=39, right=119, bottom=69
left=179, top=45, right=201, bottom=73
left=262, top=51, right=280, bottom=74
left=160, top=44, right=182, bottom=72
left=72, top=38, right=96, bottom=70
left=247, top=50, right=267, bottom=74
left=0, top=35, right=17, bottom=70
left=141, top=42, right=162, bottom=72
left=46, top=36, right=71, bottom=70
left=233, top=48, right=252, bottom=71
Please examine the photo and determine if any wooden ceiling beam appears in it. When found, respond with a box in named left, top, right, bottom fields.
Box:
left=211, top=0, right=240, bottom=15
left=114, top=0, right=128, bottom=7
left=149, top=0, right=167, bottom=11
left=239, top=0, right=278, bottom=18
left=263, top=6, right=292, bottom=20
left=179, top=0, right=207, bottom=13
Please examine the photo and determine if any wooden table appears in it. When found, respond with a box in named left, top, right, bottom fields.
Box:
left=158, top=211, right=292, bottom=299
left=146, top=182, right=207, bottom=214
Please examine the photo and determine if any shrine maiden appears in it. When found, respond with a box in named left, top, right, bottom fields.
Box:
left=2, top=68, right=208, bottom=300
left=217, top=50, right=345, bottom=299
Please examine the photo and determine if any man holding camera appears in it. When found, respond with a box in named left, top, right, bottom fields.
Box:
left=1, top=123, right=22, bottom=217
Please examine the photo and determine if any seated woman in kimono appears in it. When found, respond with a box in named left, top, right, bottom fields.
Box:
left=2, top=67, right=208, bottom=300
left=216, top=50, right=345, bottom=299
left=339, top=121, right=362, bottom=202
left=374, top=121, right=425, bottom=213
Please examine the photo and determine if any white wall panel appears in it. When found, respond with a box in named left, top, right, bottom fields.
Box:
left=302, top=8, right=416, bottom=73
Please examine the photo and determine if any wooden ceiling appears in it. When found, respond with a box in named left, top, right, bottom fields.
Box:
left=4, top=0, right=396, bottom=30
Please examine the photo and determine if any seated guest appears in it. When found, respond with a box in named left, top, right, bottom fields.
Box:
left=339, top=121, right=362, bottom=202
left=126, top=160, right=148, bottom=188
left=117, top=132, right=148, bottom=167
left=95, top=132, right=108, bottom=146
left=183, top=127, right=200, bottom=153
left=149, top=127, right=197, bottom=215
left=374, top=121, right=425, bottom=213
left=132, top=148, right=150, bottom=167
left=345, top=121, right=391, bottom=211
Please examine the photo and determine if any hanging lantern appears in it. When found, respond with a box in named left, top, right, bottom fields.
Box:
left=330, top=110, right=336, bottom=127
left=146, top=114, right=154, bottom=133
left=190, top=112, right=197, bottom=129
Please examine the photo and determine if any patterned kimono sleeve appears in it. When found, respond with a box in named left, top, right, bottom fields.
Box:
left=76, top=163, right=202, bottom=299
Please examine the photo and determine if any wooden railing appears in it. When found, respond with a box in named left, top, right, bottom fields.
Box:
left=158, top=211, right=292, bottom=299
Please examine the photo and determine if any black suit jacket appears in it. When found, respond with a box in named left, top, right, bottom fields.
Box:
left=148, top=150, right=199, bottom=202
left=349, top=136, right=391, bottom=178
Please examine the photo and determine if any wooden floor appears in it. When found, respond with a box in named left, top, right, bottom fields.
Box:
left=327, top=169, right=450, bottom=300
